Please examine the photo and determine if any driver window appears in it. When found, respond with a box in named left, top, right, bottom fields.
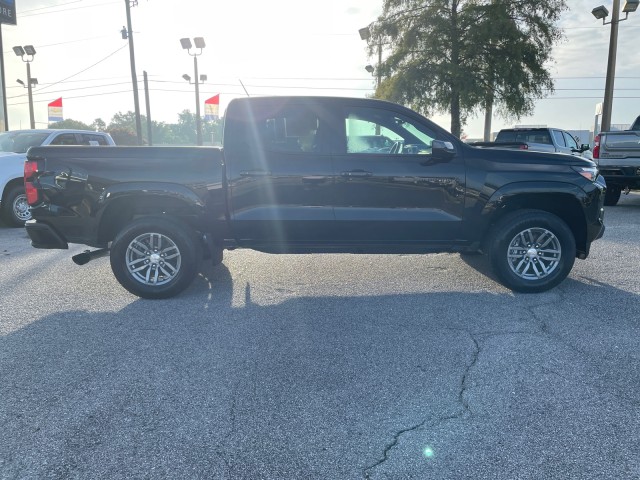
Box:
left=551, top=130, right=566, bottom=147
left=563, top=132, right=579, bottom=150
left=344, top=107, right=435, bottom=155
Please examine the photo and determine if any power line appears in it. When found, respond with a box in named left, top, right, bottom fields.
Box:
left=33, top=44, right=129, bottom=94
left=18, top=1, right=120, bottom=18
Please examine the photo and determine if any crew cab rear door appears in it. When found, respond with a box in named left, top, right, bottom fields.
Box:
left=331, top=104, right=466, bottom=245
left=224, top=98, right=336, bottom=245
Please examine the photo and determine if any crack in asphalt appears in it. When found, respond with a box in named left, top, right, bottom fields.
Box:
left=360, top=292, right=601, bottom=480
left=362, top=328, right=480, bottom=479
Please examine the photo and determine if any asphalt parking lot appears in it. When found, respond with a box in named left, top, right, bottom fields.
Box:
left=1, top=194, right=639, bottom=479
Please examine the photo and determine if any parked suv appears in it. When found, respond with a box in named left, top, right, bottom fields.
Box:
left=0, top=129, right=115, bottom=226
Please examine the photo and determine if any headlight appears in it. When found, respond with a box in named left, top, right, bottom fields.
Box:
left=571, top=166, right=599, bottom=182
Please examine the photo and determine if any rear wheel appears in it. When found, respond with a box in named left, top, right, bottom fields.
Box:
left=2, top=186, right=32, bottom=227
left=110, top=217, right=200, bottom=299
left=604, top=186, right=621, bottom=206
left=488, top=210, right=576, bottom=293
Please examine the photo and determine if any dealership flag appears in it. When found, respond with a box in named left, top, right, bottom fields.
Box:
left=204, top=94, right=219, bottom=121
left=48, top=98, right=63, bottom=123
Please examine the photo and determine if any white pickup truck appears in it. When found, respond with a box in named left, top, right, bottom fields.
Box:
left=0, top=129, right=115, bottom=226
left=593, top=116, right=640, bottom=206
left=494, top=127, right=592, bottom=158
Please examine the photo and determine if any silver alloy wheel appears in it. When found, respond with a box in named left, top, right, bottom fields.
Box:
left=506, top=227, right=561, bottom=280
left=125, top=232, right=182, bottom=286
left=13, top=193, right=31, bottom=222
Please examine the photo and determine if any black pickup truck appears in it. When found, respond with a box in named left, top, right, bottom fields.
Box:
left=24, top=96, right=606, bottom=298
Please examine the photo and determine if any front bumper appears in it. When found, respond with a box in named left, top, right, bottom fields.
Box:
left=25, top=220, right=69, bottom=249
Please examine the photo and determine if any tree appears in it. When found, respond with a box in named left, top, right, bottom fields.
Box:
left=91, top=118, right=107, bottom=131
left=107, top=127, right=138, bottom=146
left=49, top=119, right=92, bottom=130
left=368, top=0, right=566, bottom=138
left=467, top=0, right=565, bottom=139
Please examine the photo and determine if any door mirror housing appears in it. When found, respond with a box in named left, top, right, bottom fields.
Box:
left=432, top=140, right=456, bottom=158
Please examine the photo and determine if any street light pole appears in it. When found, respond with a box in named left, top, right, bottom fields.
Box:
left=602, top=0, right=620, bottom=133
left=592, top=0, right=638, bottom=132
left=193, top=55, right=202, bottom=146
left=13, top=45, right=37, bottom=129
left=26, top=62, right=34, bottom=129
left=180, top=37, right=206, bottom=146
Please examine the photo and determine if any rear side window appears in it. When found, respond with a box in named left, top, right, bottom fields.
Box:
left=527, top=131, right=552, bottom=145
left=258, top=108, right=324, bottom=153
left=50, top=133, right=79, bottom=145
left=497, top=130, right=552, bottom=145
left=81, top=134, right=109, bottom=146
left=495, top=131, right=516, bottom=142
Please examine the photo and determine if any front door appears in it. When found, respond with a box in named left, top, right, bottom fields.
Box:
left=332, top=105, right=466, bottom=246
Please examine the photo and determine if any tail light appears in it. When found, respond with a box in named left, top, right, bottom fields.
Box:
left=593, top=135, right=600, bottom=159
left=519, top=144, right=529, bottom=150
left=24, top=159, right=40, bottom=205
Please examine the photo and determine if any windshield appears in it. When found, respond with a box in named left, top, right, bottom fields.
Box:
left=0, top=132, right=51, bottom=153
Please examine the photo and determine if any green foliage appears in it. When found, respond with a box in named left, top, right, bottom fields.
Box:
left=107, top=127, right=138, bottom=146
left=91, top=118, right=107, bottom=131
left=369, top=0, right=567, bottom=137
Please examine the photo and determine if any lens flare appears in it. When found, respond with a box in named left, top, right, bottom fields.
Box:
left=423, top=446, right=434, bottom=458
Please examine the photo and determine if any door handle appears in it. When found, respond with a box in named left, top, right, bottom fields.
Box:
left=302, top=176, right=328, bottom=184
left=340, top=170, right=373, bottom=178
left=240, top=170, right=272, bottom=177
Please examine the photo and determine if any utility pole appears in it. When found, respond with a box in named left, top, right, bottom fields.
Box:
left=124, top=0, right=143, bottom=145
left=0, top=25, right=8, bottom=131
left=144, top=70, right=152, bottom=145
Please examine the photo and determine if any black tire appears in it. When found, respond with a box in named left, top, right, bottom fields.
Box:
left=211, top=247, right=224, bottom=266
left=487, top=210, right=576, bottom=293
left=110, top=217, right=200, bottom=299
left=2, top=186, right=32, bottom=227
left=604, top=186, right=621, bottom=206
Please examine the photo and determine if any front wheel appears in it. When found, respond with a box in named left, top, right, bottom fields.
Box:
left=2, top=186, right=32, bottom=227
left=488, top=210, right=576, bottom=293
left=110, top=217, right=200, bottom=299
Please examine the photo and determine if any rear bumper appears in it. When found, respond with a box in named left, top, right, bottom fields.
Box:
left=600, top=166, right=640, bottom=189
left=25, top=220, right=69, bottom=249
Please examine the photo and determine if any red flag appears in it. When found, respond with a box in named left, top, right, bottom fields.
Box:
left=48, top=98, right=63, bottom=122
left=204, top=94, right=220, bottom=120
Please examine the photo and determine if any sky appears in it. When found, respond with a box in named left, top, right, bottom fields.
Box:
left=0, top=0, right=639, bottom=140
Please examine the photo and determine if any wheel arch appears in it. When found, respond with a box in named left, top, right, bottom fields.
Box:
left=1, top=177, right=24, bottom=203
left=96, top=189, right=206, bottom=245
left=481, top=183, right=589, bottom=257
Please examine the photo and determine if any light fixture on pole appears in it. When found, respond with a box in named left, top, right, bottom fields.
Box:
left=180, top=37, right=206, bottom=146
left=591, top=0, right=638, bottom=132
left=359, top=25, right=382, bottom=91
left=13, top=45, right=37, bottom=129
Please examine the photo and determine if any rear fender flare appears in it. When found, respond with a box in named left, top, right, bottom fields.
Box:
left=98, top=182, right=205, bottom=212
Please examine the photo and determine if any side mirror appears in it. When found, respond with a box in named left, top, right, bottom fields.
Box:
left=580, top=144, right=590, bottom=153
left=432, top=140, right=456, bottom=158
